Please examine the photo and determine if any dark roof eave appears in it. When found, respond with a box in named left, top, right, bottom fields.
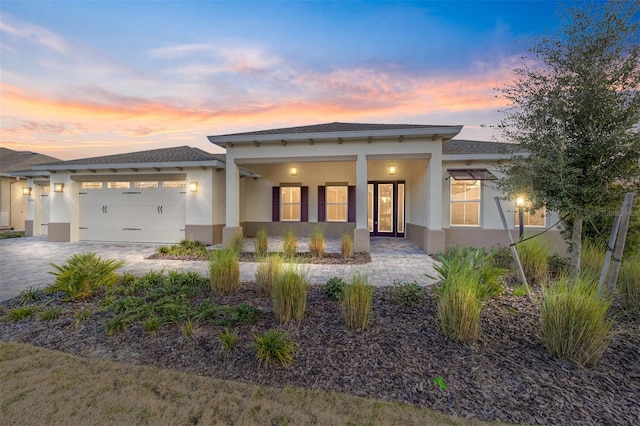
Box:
left=208, top=125, right=463, bottom=146
left=30, top=159, right=226, bottom=172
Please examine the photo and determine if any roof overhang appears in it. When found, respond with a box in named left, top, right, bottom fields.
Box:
left=447, top=168, right=498, bottom=181
left=8, top=170, right=51, bottom=179
left=208, top=125, right=463, bottom=148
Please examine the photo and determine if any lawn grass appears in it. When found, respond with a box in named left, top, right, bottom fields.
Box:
left=0, top=341, right=498, bottom=426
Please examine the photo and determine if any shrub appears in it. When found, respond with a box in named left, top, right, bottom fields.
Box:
left=308, top=225, right=325, bottom=258
left=47, top=252, right=124, bottom=300
left=342, top=273, right=373, bottom=330
left=8, top=306, right=38, bottom=322
left=323, top=277, right=347, bottom=302
left=515, top=237, right=550, bottom=285
left=155, top=239, right=208, bottom=258
left=209, top=249, right=240, bottom=294
left=255, top=255, right=283, bottom=296
left=341, top=232, right=353, bottom=258
left=283, top=229, right=297, bottom=258
left=617, top=252, right=640, bottom=315
left=229, top=231, right=244, bottom=256
left=271, top=265, right=308, bottom=323
left=254, top=329, right=295, bottom=368
left=431, top=246, right=505, bottom=299
left=540, top=277, right=613, bottom=367
left=580, top=240, right=606, bottom=281
left=255, top=228, right=269, bottom=258
left=219, top=327, right=240, bottom=354
left=437, top=270, right=482, bottom=344
left=386, top=280, right=424, bottom=307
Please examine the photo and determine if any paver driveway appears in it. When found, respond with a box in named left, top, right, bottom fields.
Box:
left=0, top=236, right=438, bottom=302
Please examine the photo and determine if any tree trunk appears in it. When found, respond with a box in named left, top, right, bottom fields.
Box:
left=570, top=215, right=583, bottom=278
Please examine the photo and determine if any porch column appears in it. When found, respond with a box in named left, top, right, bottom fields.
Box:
left=222, top=160, right=242, bottom=246
left=25, top=178, right=35, bottom=236
left=425, top=156, right=445, bottom=253
left=353, top=153, right=370, bottom=252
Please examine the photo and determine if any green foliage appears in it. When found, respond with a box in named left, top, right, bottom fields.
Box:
left=73, top=308, right=91, bottom=327
left=497, top=1, right=640, bottom=273
left=105, top=316, right=130, bottom=335
left=386, top=281, right=424, bottom=307
left=515, top=237, right=550, bottom=285
left=7, top=306, right=38, bottom=322
left=580, top=240, right=606, bottom=281
left=254, top=329, right=295, bottom=368
left=255, top=228, right=269, bottom=258
left=47, top=252, right=124, bottom=300
left=548, top=254, right=571, bottom=279
left=155, top=239, right=208, bottom=258
left=617, top=252, right=640, bottom=316
left=512, top=284, right=530, bottom=298
left=322, top=277, right=347, bottom=302
left=229, top=231, right=244, bottom=256
left=209, top=249, right=240, bottom=294
left=0, top=231, right=24, bottom=240
left=341, top=233, right=353, bottom=258
left=431, top=246, right=506, bottom=299
left=342, top=273, right=373, bottom=330
left=118, top=272, right=137, bottom=287
left=491, top=246, right=513, bottom=270
left=219, top=327, right=240, bottom=354
left=433, top=376, right=448, bottom=392
left=540, top=277, right=613, bottom=367
left=255, top=255, right=283, bottom=296
left=39, top=307, right=62, bottom=321
left=271, top=265, right=308, bottom=323
left=308, top=225, right=325, bottom=258
left=283, top=229, right=297, bottom=258
left=18, top=287, right=44, bottom=304
left=180, top=319, right=196, bottom=338
left=437, top=270, right=482, bottom=344
left=143, top=315, right=161, bottom=335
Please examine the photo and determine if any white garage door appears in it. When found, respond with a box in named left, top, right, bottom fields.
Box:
left=79, top=180, right=186, bottom=243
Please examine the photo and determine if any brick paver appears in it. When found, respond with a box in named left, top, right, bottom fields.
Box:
left=0, top=236, right=438, bottom=302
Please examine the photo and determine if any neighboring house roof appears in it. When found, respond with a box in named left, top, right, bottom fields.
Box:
left=0, top=148, right=61, bottom=174
left=209, top=121, right=463, bottom=146
left=443, top=139, right=524, bottom=155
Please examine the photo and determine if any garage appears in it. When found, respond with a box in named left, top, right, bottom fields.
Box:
left=78, top=177, right=186, bottom=243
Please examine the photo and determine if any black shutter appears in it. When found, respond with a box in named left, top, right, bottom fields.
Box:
left=317, top=186, right=326, bottom=222
left=347, top=185, right=356, bottom=222
left=272, top=187, right=280, bottom=222
left=301, top=186, right=309, bottom=222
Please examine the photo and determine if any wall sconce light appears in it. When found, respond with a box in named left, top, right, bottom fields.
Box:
left=516, top=196, right=526, bottom=208
left=516, top=196, right=526, bottom=238
left=388, top=163, right=397, bottom=176
left=290, top=165, right=298, bottom=176
left=189, top=182, right=199, bottom=192
left=53, top=183, right=64, bottom=193
left=23, top=187, right=32, bottom=195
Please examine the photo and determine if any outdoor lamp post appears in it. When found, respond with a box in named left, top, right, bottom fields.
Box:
left=516, top=196, right=525, bottom=239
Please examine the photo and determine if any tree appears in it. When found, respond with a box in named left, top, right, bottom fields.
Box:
left=497, top=0, right=640, bottom=276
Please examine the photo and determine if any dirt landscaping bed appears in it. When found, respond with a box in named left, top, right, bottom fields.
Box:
left=147, top=251, right=372, bottom=265
left=1, top=283, right=638, bottom=425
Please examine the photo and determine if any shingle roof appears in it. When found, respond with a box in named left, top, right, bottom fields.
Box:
left=443, top=139, right=524, bottom=155
left=38, top=146, right=225, bottom=167
left=0, top=148, right=61, bottom=173
left=215, top=121, right=456, bottom=137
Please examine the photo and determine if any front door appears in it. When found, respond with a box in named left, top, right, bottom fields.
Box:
left=368, top=181, right=405, bottom=237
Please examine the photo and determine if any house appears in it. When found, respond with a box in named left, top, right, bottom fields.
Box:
left=0, top=148, right=60, bottom=232
left=18, top=123, right=566, bottom=254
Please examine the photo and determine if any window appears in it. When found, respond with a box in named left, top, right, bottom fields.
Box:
left=450, top=180, right=480, bottom=226
left=81, top=182, right=102, bottom=189
left=43, top=185, right=50, bottom=193
left=163, top=181, right=186, bottom=189
left=515, top=204, right=546, bottom=227
left=326, top=186, right=348, bottom=222
left=134, top=181, right=158, bottom=189
left=108, top=182, right=130, bottom=189
left=281, top=187, right=301, bottom=221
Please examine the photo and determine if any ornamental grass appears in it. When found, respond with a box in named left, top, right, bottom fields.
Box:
left=209, top=249, right=240, bottom=294
left=271, top=265, right=308, bottom=323
left=255, top=254, right=283, bottom=296
left=342, top=273, right=373, bottom=330
left=308, top=226, right=325, bottom=258
left=254, top=228, right=269, bottom=258
left=617, top=252, right=640, bottom=316
left=436, top=269, right=482, bottom=344
left=283, top=229, right=297, bottom=258
left=540, top=277, right=613, bottom=367
left=341, top=232, right=353, bottom=258
left=516, top=236, right=550, bottom=285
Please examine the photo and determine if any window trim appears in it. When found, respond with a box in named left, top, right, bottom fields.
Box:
left=450, top=179, right=481, bottom=227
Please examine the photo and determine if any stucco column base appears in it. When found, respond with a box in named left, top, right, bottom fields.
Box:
left=424, top=229, right=445, bottom=255
left=25, top=220, right=34, bottom=237
left=222, top=226, right=243, bottom=247
left=353, top=228, right=370, bottom=253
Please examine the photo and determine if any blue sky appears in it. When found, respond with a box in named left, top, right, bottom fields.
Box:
left=1, top=0, right=569, bottom=159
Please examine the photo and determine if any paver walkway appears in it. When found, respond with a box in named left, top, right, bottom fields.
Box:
left=0, top=236, right=438, bottom=302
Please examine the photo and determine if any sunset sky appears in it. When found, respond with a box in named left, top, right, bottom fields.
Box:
left=1, top=1, right=568, bottom=160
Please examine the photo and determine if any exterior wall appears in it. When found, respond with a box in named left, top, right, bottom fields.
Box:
left=0, top=177, right=28, bottom=230
left=184, top=168, right=225, bottom=244
left=0, top=177, right=10, bottom=228
left=49, top=173, right=78, bottom=242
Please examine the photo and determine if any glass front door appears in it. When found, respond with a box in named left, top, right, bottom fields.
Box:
left=368, top=181, right=405, bottom=237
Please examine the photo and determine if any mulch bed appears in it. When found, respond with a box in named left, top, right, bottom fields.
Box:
left=1, top=283, right=639, bottom=425
left=147, top=251, right=372, bottom=265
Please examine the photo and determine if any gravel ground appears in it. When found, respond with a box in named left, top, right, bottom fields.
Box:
left=1, top=284, right=638, bottom=425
